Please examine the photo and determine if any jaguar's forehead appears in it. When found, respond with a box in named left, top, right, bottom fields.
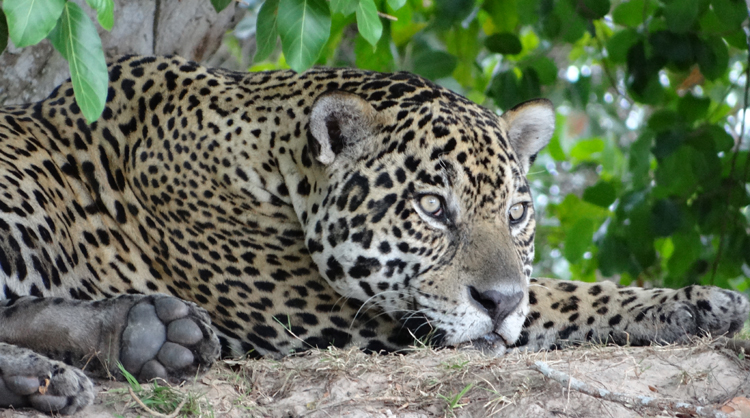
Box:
left=305, top=69, right=524, bottom=200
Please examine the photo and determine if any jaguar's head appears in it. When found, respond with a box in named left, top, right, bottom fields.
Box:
left=302, top=73, right=554, bottom=348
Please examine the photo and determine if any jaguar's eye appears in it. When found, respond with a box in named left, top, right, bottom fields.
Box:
left=419, top=194, right=444, bottom=217
left=509, top=202, right=527, bottom=223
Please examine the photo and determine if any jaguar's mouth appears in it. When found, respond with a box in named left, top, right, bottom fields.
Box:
left=462, top=332, right=509, bottom=355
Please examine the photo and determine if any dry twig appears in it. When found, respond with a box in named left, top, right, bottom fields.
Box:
left=530, top=361, right=729, bottom=418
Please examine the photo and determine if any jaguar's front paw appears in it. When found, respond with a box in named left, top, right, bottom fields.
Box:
left=120, top=295, right=221, bottom=382
left=631, top=287, right=750, bottom=345
left=0, top=343, right=94, bottom=415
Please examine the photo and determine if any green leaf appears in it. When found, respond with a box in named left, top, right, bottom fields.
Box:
left=47, top=2, right=108, bottom=123
left=663, top=0, right=698, bottom=33
left=576, top=0, right=610, bottom=20
left=85, top=0, right=114, bottom=31
left=599, top=233, right=639, bottom=277
left=583, top=181, right=616, bottom=208
left=331, top=0, right=358, bottom=16
left=517, top=0, right=540, bottom=25
left=483, top=0, right=519, bottom=33
left=210, top=0, right=233, bottom=13
left=387, top=0, right=407, bottom=10
left=546, top=113, right=567, bottom=161
left=654, top=146, right=700, bottom=197
left=554, top=0, right=586, bottom=43
left=667, top=231, right=702, bottom=277
left=390, top=1, right=426, bottom=46
left=0, top=9, right=8, bottom=55
left=612, top=0, right=656, bottom=27
left=696, top=35, right=729, bottom=80
left=677, top=94, right=710, bottom=124
left=488, top=68, right=541, bottom=110
left=277, top=0, right=331, bottom=73
left=711, top=0, right=746, bottom=30
left=527, top=56, right=557, bottom=85
left=3, top=0, right=65, bottom=47
left=606, top=29, right=639, bottom=64
left=629, top=132, right=653, bottom=189
left=569, top=138, right=604, bottom=161
left=354, top=31, right=394, bottom=72
left=413, top=50, right=457, bottom=80
left=254, top=0, right=279, bottom=62
left=484, top=33, right=522, bottom=55
left=651, top=199, right=682, bottom=237
left=705, top=125, right=734, bottom=152
left=356, top=0, right=382, bottom=47
left=565, top=218, right=595, bottom=263
left=652, top=130, right=683, bottom=159
left=647, top=109, right=681, bottom=132
left=434, top=0, right=475, bottom=29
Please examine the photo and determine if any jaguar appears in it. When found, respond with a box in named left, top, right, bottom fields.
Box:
left=0, top=55, right=746, bottom=414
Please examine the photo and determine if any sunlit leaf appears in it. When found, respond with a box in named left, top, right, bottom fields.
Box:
left=564, top=218, right=594, bottom=262
left=330, top=0, right=358, bottom=16
left=277, top=0, right=331, bottom=73
left=3, top=0, right=64, bottom=47
left=356, top=0, right=382, bottom=47
left=47, top=2, right=108, bottom=123
left=387, top=0, right=407, bottom=11
left=570, top=138, right=604, bottom=161
left=85, top=0, right=114, bottom=31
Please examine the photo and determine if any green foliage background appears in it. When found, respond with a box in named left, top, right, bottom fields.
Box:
left=2, top=0, right=750, bottom=294
left=237, top=0, right=750, bottom=293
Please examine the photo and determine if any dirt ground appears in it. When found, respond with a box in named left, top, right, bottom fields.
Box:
left=3, top=339, right=749, bottom=418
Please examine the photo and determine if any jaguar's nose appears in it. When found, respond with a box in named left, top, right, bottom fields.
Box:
left=468, top=286, right=523, bottom=325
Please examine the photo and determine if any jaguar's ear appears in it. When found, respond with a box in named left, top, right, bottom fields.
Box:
left=309, top=91, right=381, bottom=165
left=501, top=99, right=555, bottom=174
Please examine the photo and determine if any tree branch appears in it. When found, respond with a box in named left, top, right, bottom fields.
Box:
left=530, top=361, right=729, bottom=418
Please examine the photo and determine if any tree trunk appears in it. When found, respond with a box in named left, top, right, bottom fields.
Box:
left=0, top=0, right=242, bottom=105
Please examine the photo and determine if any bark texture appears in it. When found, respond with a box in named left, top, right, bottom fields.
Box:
left=0, top=0, right=241, bottom=105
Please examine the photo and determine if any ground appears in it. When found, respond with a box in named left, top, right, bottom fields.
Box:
left=2, top=338, right=748, bottom=418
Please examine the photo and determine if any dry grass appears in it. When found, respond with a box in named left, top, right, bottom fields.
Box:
left=4, top=338, right=749, bottom=418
